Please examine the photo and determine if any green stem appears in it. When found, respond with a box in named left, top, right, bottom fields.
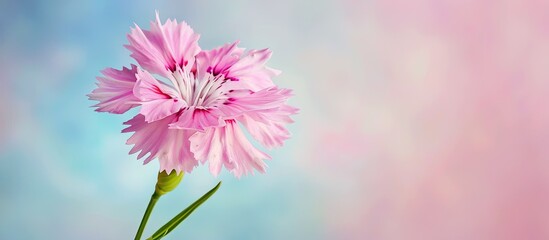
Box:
left=147, top=181, right=222, bottom=240
left=134, top=171, right=184, bottom=240
left=134, top=192, right=161, bottom=240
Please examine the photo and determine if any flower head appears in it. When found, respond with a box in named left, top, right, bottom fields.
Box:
left=88, top=12, right=297, bottom=177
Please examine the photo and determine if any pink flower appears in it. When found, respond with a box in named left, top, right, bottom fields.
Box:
left=88, top=12, right=297, bottom=177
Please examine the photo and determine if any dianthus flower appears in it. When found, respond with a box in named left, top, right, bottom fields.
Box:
left=89, top=13, right=296, bottom=178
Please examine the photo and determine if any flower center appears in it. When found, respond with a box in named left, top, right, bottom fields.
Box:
left=170, top=69, right=228, bottom=109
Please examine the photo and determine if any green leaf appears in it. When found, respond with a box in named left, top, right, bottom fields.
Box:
left=147, top=181, right=222, bottom=240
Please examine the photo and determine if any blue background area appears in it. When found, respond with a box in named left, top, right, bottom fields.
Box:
left=1, top=1, right=315, bottom=239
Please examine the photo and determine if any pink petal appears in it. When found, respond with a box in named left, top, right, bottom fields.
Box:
left=190, top=120, right=270, bottom=177
left=217, top=87, right=296, bottom=149
left=88, top=65, right=139, bottom=114
left=125, top=12, right=201, bottom=76
left=197, top=43, right=279, bottom=91
left=134, top=69, right=185, bottom=122
left=195, top=41, right=244, bottom=80
left=169, top=107, right=225, bottom=131
left=226, top=49, right=280, bottom=91
left=123, top=114, right=198, bottom=174
left=220, top=87, right=293, bottom=117
left=237, top=104, right=298, bottom=149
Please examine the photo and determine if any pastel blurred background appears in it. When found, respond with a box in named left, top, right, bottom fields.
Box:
left=2, top=0, right=549, bottom=239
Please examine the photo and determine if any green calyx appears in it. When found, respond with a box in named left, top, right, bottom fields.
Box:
left=154, top=170, right=184, bottom=196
